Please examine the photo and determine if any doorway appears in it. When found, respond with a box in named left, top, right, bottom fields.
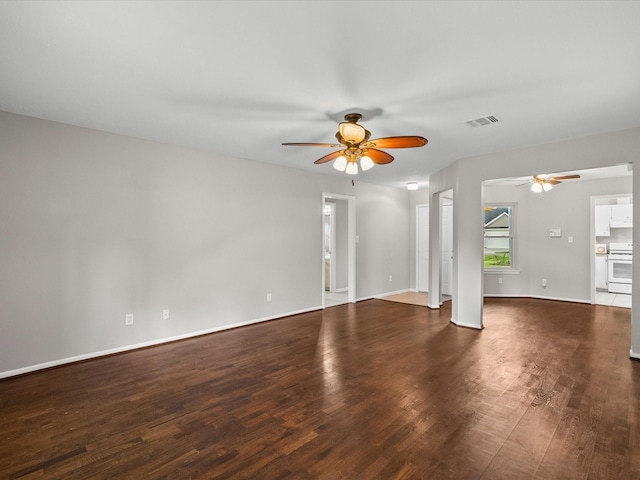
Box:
left=417, top=192, right=453, bottom=305
left=591, top=193, right=633, bottom=308
left=416, top=205, right=429, bottom=292
left=441, top=196, right=453, bottom=296
left=323, top=193, right=356, bottom=307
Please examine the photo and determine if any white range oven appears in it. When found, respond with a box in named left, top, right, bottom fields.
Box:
left=608, top=242, right=632, bottom=294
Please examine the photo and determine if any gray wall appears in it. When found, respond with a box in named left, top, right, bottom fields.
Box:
left=0, top=111, right=411, bottom=376
left=484, top=176, right=632, bottom=300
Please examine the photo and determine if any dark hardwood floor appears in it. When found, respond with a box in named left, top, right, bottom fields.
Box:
left=1, top=298, right=639, bottom=479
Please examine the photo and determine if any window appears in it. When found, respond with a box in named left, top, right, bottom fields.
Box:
left=484, top=204, right=515, bottom=269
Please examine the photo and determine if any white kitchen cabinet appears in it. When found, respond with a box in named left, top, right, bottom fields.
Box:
left=595, top=255, right=608, bottom=290
left=595, top=205, right=611, bottom=236
left=610, top=203, right=632, bottom=227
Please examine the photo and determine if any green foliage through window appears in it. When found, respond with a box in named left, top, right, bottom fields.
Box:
left=484, top=205, right=513, bottom=268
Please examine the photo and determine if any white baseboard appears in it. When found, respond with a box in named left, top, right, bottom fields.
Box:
left=483, top=294, right=526, bottom=298
left=372, top=288, right=411, bottom=299
left=531, top=294, right=591, bottom=304
left=450, top=318, right=483, bottom=330
left=485, top=293, right=591, bottom=305
left=631, top=349, right=640, bottom=360
left=0, top=305, right=323, bottom=380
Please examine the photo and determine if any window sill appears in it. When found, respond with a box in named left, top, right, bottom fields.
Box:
left=484, top=269, right=521, bottom=275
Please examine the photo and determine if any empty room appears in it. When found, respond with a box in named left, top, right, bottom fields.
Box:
left=1, top=1, right=640, bottom=478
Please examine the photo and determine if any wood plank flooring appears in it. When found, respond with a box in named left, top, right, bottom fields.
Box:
left=1, top=298, right=639, bottom=479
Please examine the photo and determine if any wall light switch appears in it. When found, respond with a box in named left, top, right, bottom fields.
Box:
left=568, top=236, right=574, bottom=243
left=125, top=313, right=134, bottom=325
left=549, top=228, right=561, bottom=238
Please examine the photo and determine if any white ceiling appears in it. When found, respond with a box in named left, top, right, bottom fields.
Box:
left=483, top=164, right=633, bottom=189
left=1, top=1, right=639, bottom=188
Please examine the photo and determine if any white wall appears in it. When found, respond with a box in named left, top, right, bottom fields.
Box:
left=0, top=111, right=411, bottom=376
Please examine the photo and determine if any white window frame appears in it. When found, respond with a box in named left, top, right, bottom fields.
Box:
left=483, top=202, right=518, bottom=273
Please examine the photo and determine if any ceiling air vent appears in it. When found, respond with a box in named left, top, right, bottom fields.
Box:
left=465, top=115, right=502, bottom=128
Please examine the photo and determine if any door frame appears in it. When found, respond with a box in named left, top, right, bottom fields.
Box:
left=590, top=193, right=633, bottom=305
left=416, top=204, right=429, bottom=293
left=324, top=201, right=337, bottom=292
left=322, top=193, right=356, bottom=306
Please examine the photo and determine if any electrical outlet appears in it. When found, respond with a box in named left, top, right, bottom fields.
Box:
left=162, top=309, right=169, bottom=320
left=266, top=293, right=272, bottom=302
left=542, top=278, right=547, bottom=288
left=498, top=277, right=503, bottom=284
left=125, top=313, right=134, bottom=325
left=389, top=275, right=393, bottom=282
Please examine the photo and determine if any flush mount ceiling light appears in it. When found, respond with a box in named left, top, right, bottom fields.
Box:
left=282, top=113, right=428, bottom=175
left=530, top=174, right=580, bottom=192
left=407, top=182, right=419, bottom=190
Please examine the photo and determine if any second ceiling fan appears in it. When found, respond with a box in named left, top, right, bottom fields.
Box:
left=529, top=174, right=581, bottom=192
left=282, top=113, right=428, bottom=174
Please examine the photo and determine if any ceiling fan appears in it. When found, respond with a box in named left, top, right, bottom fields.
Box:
left=282, top=113, right=428, bottom=174
left=528, top=174, right=581, bottom=192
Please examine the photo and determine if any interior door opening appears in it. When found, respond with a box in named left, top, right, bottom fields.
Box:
left=416, top=204, right=429, bottom=293
left=592, top=193, right=633, bottom=308
left=441, top=195, right=453, bottom=298
left=323, top=193, right=356, bottom=307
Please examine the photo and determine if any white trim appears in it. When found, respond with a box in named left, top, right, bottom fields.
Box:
left=483, top=202, right=517, bottom=272
left=484, top=269, right=521, bottom=275
left=450, top=318, right=483, bottom=330
left=373, top=288, right=411, bottom=298
left=484, top=293, right=592, bottom=304
left=483, top=294, right=528, bottom=298
left=323, top=193, right=356, bottom=305
left=630, top=349, right=640, bottom=360
left=590, top=193, right=633, bottom=306
left=357, top=288, right=412, bottom=303
left=531, top=294, right=591, bottom=304
left=0, top=306, right=322, bottom=380
left=416, top=204, right=429, bottom=293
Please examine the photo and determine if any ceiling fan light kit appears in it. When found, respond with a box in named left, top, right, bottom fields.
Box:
left=530, top=174, right=580, bottom=192
left=282, top=112, right=428, bottom=175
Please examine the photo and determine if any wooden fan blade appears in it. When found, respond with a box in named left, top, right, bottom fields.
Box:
left=314, top=150, right=344, bottom=164
left=282, top=142, right=342, bottom=147
left=547, top=179, right=561, bottom=185
left=363, top=136, right=428, bottom=149
left=365, top=148, right=394, bottom=165
left=550, top=175, right=580, bottom=180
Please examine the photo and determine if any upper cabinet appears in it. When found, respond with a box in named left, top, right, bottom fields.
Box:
left=595, top=205, right=612, bottom=236
left=596, top=202, right=633, bottom=236
left=610, top=203, right=633, bottom=228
